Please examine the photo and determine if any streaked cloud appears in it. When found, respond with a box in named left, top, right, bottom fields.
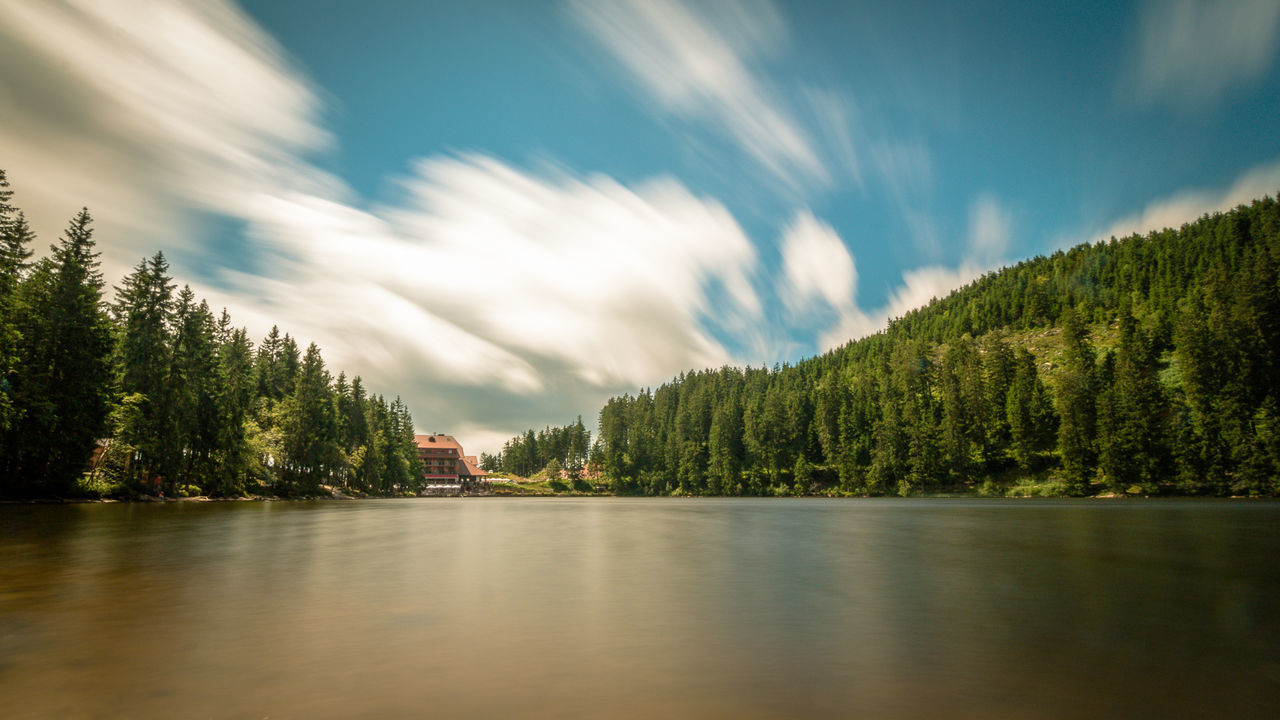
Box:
left=774, top=210, right=870, bottom=350
left=779, top=210, right=857, bottom=315
left=802, top=88, right=864, bottom=188
left=569, top=0, right=827, bottom=193
left=880, top=263, right=983, bottom=324
left=771, top=208, right=986, bottom=353
left=1125, top=0, right=1280, bottom=108
left=0, top=0, right=329, bottom=280
left=12, top=0, right=1272, bottom=454
left=1092, top=156, right=1280, bottom=242
left=869, top=138, right=938, bottom=255
left=815, top=257, right=986, bottom=352
left=383, top=155, right=762, bottom=389
left=0, top=0, right=764, bottom=447
left=195, top=154, right=765, bottom=428
left=967, top=193, right=1013, bottom=264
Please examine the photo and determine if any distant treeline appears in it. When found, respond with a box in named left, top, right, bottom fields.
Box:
left=0, top=170, right=423, bottom=499
left=482, top=416, right=591, bottom=478
left=498, top=195, right=1280, bottom=497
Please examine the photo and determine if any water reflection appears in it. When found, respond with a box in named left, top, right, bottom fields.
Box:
left=1, top=499, right=1277, bottom=718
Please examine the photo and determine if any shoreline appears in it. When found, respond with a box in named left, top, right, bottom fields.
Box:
left=3, top=491, right=1267, bottom=504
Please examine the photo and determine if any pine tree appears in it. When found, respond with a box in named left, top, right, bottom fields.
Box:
left=707, top=389, right=743, bottom=494
left=1056, top=309, right=1097, bottom=495
left=281, top=342, right=337, bottom=493
left=981, top=334, right=1016, bottom=466
left=1007, top=347, right=1055, bottom=471
left=211, top=326, right=255, bottom=495
left=109, top=253, right=175, bottom=487
left=168, top=291, right=219, bottom=490
left=0, top=173, right=35, bottom=469
left=1097, top=303, right=1170, bottom=493
left=9, top=209, right=112, bottom=493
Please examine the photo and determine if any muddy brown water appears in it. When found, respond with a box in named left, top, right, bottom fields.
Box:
left=2, top=498, right=1278, bottom=718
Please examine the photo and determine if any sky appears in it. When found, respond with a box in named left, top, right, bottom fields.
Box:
left=2, top=0, right=1280, bottom=454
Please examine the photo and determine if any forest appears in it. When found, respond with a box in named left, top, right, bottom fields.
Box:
left=492, top=194, right=1280, bottom=497
left=0, top=170, right=423, bottom=499
left=7, top=161, right=1280, bottom=500
left=481, top=416, right=592, bottom=480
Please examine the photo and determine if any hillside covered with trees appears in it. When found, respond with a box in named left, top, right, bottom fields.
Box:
left=495, top=195, right=1280, bottom=497
left=0, top=170, right=423, bottom=499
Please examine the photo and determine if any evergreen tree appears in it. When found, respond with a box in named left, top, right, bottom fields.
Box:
left=981, top=334, right=1017, bottom=466
left=1056, top=309, right=1097, bottom=495
left=280, top=342, right=338, bottom=493
left=0, top=173, right=35, bottom=471
left=1006, top=347, right=1056, bottom=471
left=707, top=388, right=744, bottom=494
left=1097, top=303, right=1171, bottom=493
left=109, top=252, right=176, bottom=487
left=168, top=292, right=220, bottom=490
left=8, top=209, right=113, bottom=494
left=488, top=194, right=1280, bottom=498
left=211, top=326, right=255, bottom=495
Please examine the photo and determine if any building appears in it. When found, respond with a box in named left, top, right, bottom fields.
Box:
left=415, top=433, right=489, bottom=493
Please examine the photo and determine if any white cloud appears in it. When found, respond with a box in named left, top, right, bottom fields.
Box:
left=869, top=138, right=938, bottom=255
left=773, top=210, right=871, bottom=351
left=0, top=0, right=764, bottom=452
left=816, top=260, right=987, bottom=350
left=802, top=88, right=864, bottom=188
left=1127, top=0, right=1280, bottom=108
left=0, top=0, right=334, bottom=285
left=779, top=210, right=857, bottom=314
left=800, top=194, right=1012, bottom=352
left=967, top=193, right=1012, bottom=264
left=1092, top=156, right=1280, bottom=243
left=772, top=209, right=985, bottom=353
left=814, top=260, right=985, bottom=352
left=881, top=263, right=984, bottom=323
left=569, top=0, right=827, bottom=193
left=0, top=0, right=1048, bottom=453
left=382, top=155, right=762, bottom=388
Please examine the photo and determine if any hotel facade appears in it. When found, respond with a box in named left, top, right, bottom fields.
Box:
left=415, top=433, right=488, bottom=489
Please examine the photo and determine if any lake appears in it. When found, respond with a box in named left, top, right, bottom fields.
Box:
left=2, top=498, right=1278, bottom=718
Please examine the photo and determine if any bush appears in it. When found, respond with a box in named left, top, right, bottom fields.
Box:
left=977, top=479, right=1003, bottom=497
left=72, top=474, right=125, bottom=500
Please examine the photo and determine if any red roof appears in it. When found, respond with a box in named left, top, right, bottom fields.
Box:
left=415, top=434, right=464, bottom=453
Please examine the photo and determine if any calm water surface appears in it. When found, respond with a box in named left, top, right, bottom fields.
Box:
left=2, top=498, right=1278, bottom=718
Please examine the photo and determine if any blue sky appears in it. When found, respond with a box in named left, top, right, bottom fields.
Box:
left=2, top=0, right=1279, bottom=452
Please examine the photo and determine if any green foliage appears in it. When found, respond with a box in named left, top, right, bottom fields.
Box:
left=1, top=208, right=113, bottom=495
left=491, top=415, right=592, bottom=478
left=4, top=168, right=1279, bottom=499
left=543, top=457, right=564, bottom=480
left=1007, top=347, right=1056, bottom=471
left=559, top=195, right=1280, bottom=497
left=0, top=171, right=424, bottom=499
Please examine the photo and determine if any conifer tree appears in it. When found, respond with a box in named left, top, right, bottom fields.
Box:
left=168, top=292, right=219, bottom=489
left=211, top=325, right=255, bottom=495
left=281, top=342, right=337, bottom=492
left=1097, top=303, right=1170, bottom=493
left=1056, top=309, right=1097, bottom=495
left=9, top=209, right=112, bottom=493
left=707, top=388, right=743, bottom=494
left=110, top=253, right=175, bottom=486
left=0, top=172, right=35, bottom=466
left=1006, top=347, right=1056, bottom=471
